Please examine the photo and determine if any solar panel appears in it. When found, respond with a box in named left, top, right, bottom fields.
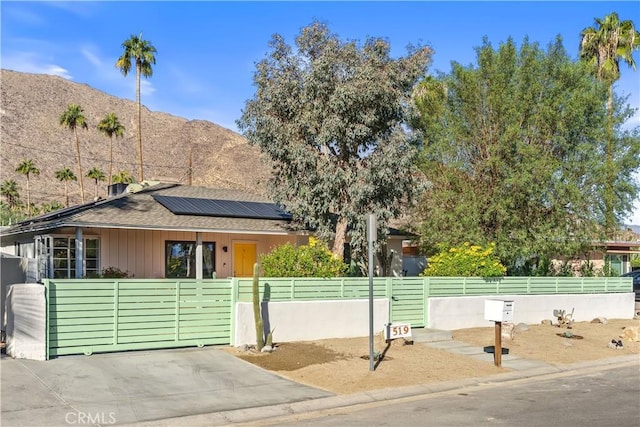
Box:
left=153, top=195, right=292, bottom=220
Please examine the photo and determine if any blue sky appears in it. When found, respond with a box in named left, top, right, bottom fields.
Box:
left=2, top=1, right=640, bottom=223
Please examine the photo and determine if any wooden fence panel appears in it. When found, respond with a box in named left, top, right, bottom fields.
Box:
left=45, top=279, right=232, bottom=358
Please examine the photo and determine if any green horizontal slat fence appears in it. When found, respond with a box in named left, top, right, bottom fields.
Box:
left=45, top=276, right=632, bottom=358
left=45, top=279, right=233, bottom=358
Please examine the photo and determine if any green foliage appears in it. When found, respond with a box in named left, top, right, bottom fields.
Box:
left=112, top=171, right=134, bottom=184
left=580, top=13, right=640, bottom=234
left=0, top=179, right=21, bottom=208
left=237, top=21, right=432, bottom=263
left=412, top=36, right=640, bottom=270
left=0, top=202, right=26, bottom=226
left=421, top=242, right=506, bottom=277
left=631, top=255, right=640, bottom=269
left=260, top=237, right=347, bottom=278
left=99, top=266, right=131, bottom=278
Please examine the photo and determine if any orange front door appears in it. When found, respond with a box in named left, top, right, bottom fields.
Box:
left=233, top=242, right=256, bottom=277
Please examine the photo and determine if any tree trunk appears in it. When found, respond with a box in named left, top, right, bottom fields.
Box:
left=331, top=216, right=349, bottom=259
left=26, top=176, right=31, bottom=216
left=74, top=128, right=85, bottom=203
left=136, top=61, right=144, bottom=182
left=604, top=84, right=614, bottom=236
left=64, top=181, right=69, bottom=208
left=109, top=135, right=113, bottom=188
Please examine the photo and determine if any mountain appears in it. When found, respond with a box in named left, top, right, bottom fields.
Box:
left=0, top=69, right=271, bottom=207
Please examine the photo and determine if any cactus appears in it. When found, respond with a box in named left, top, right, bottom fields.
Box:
left=252, top=262, right=265, bottom=351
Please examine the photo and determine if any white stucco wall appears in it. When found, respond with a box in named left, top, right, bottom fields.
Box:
left=428, top=293, right=636, bottom=330
left=235, top=299, right=390, bottom=346
left=6, top=283, right=46, bottom=360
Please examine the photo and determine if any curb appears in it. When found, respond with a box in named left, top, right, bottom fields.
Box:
left=120, top=354, right=639, bottom=427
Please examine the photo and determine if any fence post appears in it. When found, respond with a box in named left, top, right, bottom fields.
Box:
left=44, top=279, right=50, bottom=360
left=229, top=277, right=237, bottom=346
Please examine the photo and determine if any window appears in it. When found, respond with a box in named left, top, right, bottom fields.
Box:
left=51, top=236, right=100, bottom=278
left=165, top=241, right=216, bottom=278
left=605, top=254, right=628, bottom=276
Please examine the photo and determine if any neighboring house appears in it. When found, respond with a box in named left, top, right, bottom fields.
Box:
left=0, top=182, right=407, bottom=281
left=552, top=225, right=640, bottom=276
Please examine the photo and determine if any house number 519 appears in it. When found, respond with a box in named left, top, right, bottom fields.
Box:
left=385, top=323, right=412, bottom=340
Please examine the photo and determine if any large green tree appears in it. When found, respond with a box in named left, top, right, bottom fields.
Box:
left=55, top=167, right=77, bottom=208
left=59, top=103, right=88, bottom=204
left=97, top=112, right=125, bottom=188
left=580, top=12, right=639, bottom=234
left=412, top=37, right=640, bottom=272
left=15, top=159, right=40, bottom=216
left=237, top=22, right=432, bottom=262
left=116, top=33, right=156, bottom=183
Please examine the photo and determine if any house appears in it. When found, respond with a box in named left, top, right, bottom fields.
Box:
left=0, top=182, right=406, bottom=281
left=0, top=182, right=306, bottom=280
left=550, top=225, right=640, bottom=276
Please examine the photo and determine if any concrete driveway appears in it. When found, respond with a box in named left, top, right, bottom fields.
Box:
left=1, top=346, right=332, bottom=426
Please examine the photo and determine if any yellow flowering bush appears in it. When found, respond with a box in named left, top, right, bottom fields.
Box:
left=421, top=242, right=506, bottom=277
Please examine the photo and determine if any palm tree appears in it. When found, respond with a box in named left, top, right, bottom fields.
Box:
left=86, top=167, right=106, bottom=199
left=55, top=167, right=77, bottom=207
left=15, top=159, right=40, bottom=216
left=112, top=170, right=135, bottom=184
left=97, top=112, right=125, bottom=188
left=0, top=179, right=20, bottom=209
left=60, top=104, right=88, bottom=203
left=580, top=12, right=640, bottom=234
left=115, top=33, right=157, bottom=183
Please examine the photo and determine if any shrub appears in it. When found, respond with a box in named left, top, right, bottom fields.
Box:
left=260, top=237, right=347, bottom=277
left=421, top=242, right=506, bottom=277
left=100, top=266, right=131, bottom=278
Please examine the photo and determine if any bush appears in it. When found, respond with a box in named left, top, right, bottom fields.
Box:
left=99, top=266, right=131, bottom=278
left=260, top=237, right=347, bottom=277
left=421, top=242, right=506, bottom=277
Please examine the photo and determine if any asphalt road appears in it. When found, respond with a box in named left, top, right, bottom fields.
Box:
left=254, top=363, right=640, bottom=427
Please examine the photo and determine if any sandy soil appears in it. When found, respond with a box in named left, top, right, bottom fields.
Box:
left=225, top=319, right=639, bottom=394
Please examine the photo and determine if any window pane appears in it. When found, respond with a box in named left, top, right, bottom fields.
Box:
left=53, top=238, right=68, bottom=247
left=166, top=241, right=196, bottom=278
left=166, top=241, right=216, bottom=278
left=86, top=248, right=98, bottom=258
left=53, top=249, right=68, bottom=259
left=203, top=243, right=216, bottom=278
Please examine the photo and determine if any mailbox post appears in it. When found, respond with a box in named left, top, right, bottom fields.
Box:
left=484, top=300, right=514, bottom=367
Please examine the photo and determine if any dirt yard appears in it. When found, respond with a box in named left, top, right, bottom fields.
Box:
left=224, top=319, right=639, bottom=394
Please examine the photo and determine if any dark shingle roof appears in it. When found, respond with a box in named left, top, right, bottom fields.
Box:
left=1, top=183, right=298, bottom=236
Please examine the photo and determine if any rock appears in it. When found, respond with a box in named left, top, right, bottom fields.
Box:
left=501, top=323, right=515, bottom=340
left=515, top=323, right=529, bottom=331
left=619, top=326, right=639, bottom=342
left=261, top=345, right=273, bottom=353
left=237, top=344, right=249, bottom=352
left=541, top=319, right=553, bottom=326
left=591, top=317, right=608, bottom=324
